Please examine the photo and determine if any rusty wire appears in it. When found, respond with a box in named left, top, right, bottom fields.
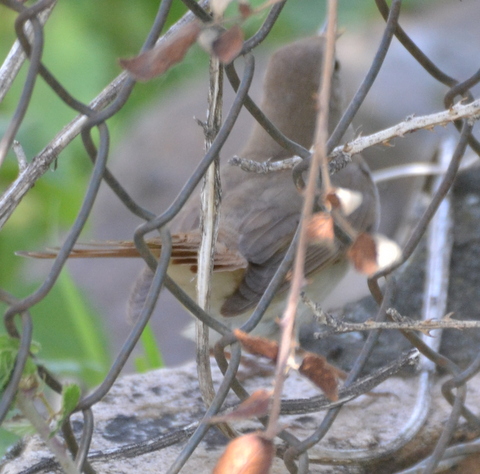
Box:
left=1, top=0, right=480, bottom=473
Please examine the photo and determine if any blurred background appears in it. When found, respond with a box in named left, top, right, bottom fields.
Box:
left=4, top=0, right=478, bottom=454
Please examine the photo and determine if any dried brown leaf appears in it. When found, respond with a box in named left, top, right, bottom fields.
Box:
left=305, top=212, right=335, bottom=244
left=239, top=1, right=254, bottom=18
left=212, top=25, right=244, bottom=64
left=119, top=21, right=201, bottom=81
left=298, top=353, right=339, bottom=401
left=325, top=191, right=341, bottom=210
left=347, top=232, right=378, bottom=276
left=213, top=433, right=274, bottom=474
left=210, top=389, right=272, bottom=423
left=234, top=329, right=279, bottom=362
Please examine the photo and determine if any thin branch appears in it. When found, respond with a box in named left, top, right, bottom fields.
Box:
left=195, top=24, right=238, bottom=439
left=265, top=0, right=338, bottom=440
left=229, top=98, right=480, bottom=174
left=12, top=140, right=28, bottom=173
left=196, top=55, right=223, bottom=407
left=339, top=101, right=479, bottom=159
left=228, top=155, right=301, bottom=173
left=16, top=390, right=80, bottom=474
left=304, top=299, right=480, bottom=336
left=0, top=5, right=204, bottom=231
left=0, top=1, right=57, bottom=103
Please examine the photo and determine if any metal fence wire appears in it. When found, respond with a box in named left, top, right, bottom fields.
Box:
left=1, top=0, right=480, bottom=472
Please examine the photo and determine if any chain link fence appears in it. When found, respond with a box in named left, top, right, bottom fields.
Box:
left=1, top=0, right=480, bottom=472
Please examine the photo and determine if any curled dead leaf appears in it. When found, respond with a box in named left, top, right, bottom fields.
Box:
left=305, top=212, right=335, bottom=245
left=209, top=389, right=272, bottom=423
left=234, top=329, right=279, bottom=362
left=212, top=25, right=244, bottom=64
left=239, top=1, right=254, bottom=18
left=119, top=21, right=201, bottom=81
left=198, top=25, right=243, bottom=63
left=325, top=190, right=340, bottom=210
left=347, top=232, right=378, bottom=276
left=347, top=233, right=402, bottom=276
left=213, top=432, right=274, bottom=474
left=298, top=353, right=339, bottom=401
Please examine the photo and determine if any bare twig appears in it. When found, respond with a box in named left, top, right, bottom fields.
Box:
left=265, top=0, right=338, bottom=440
left=229, top=99, right=480, bottom=174
left=196, top=54, right=223, bottom=407
left=16, top=390, right=80, bottom=474
left=305, top=299, right=480, bottom=336
left=0, top=5, right=204, bottom=231
left=228, top=154, right=302, bottom=173
left=12, top=140, right=28, bottom=173
left=0, top=1, right=57, bottom=103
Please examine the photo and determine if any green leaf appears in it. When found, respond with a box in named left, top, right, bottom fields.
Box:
left=61, top=384, right=81, bottom=417
left=56, top=270, right=110, bottom=384
left=134, top=324, right=164, bottom=373
left=0, top=427, right=21, bottom=458
left=0, top=336, right=40, bottom=392
left=50, top=383, right=81, bottom=438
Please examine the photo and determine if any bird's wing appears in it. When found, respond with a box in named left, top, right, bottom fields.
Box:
left=220, top=157, right=378, bottom=317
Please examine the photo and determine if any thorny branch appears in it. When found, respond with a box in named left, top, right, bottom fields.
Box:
left=303, top=299, right=480, bottom=338
left=230, top=98, right=480, bottom=175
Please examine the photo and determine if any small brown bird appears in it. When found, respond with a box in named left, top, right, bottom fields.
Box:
left=21, top=36, right=379, bottom=342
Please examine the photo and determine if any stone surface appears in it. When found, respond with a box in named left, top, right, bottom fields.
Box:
left=3, top=358, right=480, bottom=473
